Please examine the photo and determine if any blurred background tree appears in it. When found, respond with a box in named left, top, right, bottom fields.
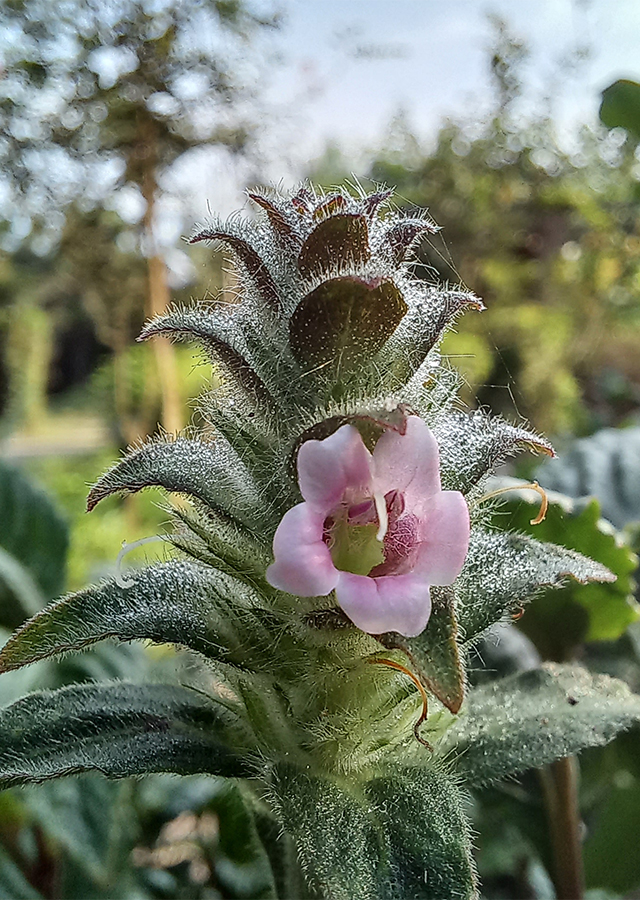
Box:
left=313, top=19, right=640, bottom=439
left=0, top=0, right=278, bottom=441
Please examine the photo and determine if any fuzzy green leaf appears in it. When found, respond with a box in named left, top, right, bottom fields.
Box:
left=441, top=664, right=640, bottom=786
left=494, top=488, right=638, bottom=655
left=378, top=217, right=438, bottom=265
left=0, top=681, right=251, bottom=788
left=379, top=587, right=465, bottom=714
left=270, top=765, right=384, bottom=900
left=271, top=764, right=477, bottom=900
left=0, top=462, right=68, bottom=628
left=190, top=226, right=279, bottom=308
left=375, top=286, right=483, bottom=387
left=456, top=528, right=615, bottom=643
left=0, top=561, right=277, bottom=674
left=433, top=411, right=554, bottom=494
left=289, top=275, right=407, bottom=370
left=365, top=767, right=477, bottom=900
left=86, top=436, right=271, bottom=533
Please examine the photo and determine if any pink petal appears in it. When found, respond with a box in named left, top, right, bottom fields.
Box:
left=335, top=571, right=432, bottom=637
left=413, top=490, right=470, bottom=584
left=297, top=424, right=374, bottom=511
left=372, top=416, right=441, bottom=514
left=266, top=503, right=339, bottom=596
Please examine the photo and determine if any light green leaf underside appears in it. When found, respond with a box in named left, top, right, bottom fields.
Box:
left=0, top=681, right=252, bottom=788
left=440, top=664, right=640, bottom=786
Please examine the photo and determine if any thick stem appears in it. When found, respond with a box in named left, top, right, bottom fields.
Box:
left=540, top=755, right=584, bottom=900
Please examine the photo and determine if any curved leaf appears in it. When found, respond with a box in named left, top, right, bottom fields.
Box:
left=86, top=436, right=269, bottom=532
left=441, top=664, right=640, bottom=786
left=289, top=275, right=406, bottom=369
left=456, top=528, right=615, bottom=642
left=296, top=213, right=370, bottom=279
left=378, top=217, right=439, bottom=265
left=139, top=305, right=273, bottom=407
left=190, top=227, right=279, bottom=308
left=0, top=561, right=277, bottom=674
left=434, top=411, right=554, bottom=494
left=248, top=190, right=302, bottom=247
left=379, top=586, right=465, bottom=714
left=0, top=681, right=252, bottom=788
left=376, top=285, right=484, bottom=386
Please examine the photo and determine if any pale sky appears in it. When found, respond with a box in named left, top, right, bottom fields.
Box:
left=168, top=0, right=640, bottom=242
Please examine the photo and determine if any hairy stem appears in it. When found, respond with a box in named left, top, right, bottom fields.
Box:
left=541, top=755, right=584, bottom=900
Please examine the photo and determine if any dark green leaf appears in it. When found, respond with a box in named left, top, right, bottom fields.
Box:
left=366, top=767, right=477, bottom=900
left=434, top=411, right=553, bottom=494
left=0, top=681, right=251, bottom=788
left=379, top=586, right=465, bottom=714
left=0, top=461, right=68, bottom=628
left=289, top=275, right=407, bottom=369
left=441, top=664, right=640, bottom=786
left=190, top=226, right=279, bottom=308
left=270, top=764, right=384, bottom=900
left=0, top=561, right=278, bottom=674
left=600, top=79, right=640, bottom=141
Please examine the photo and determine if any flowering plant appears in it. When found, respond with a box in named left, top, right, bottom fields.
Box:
left=0, top=184, right=638, bottom=899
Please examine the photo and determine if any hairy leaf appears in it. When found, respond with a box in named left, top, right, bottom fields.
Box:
left=376, top=286, right=484, bottom=386
left=433, top=411, right=554, bottom=494
left=366, top=767, right=477, bottom=900
left=86, top=436, right=270, bottom=532
left=269, top=765, right=384, bottom=900
left=289, top=275, right=406, bottom=370
left=190, top=227, right=279, bottom=308
left=296, top=213, right=370, bottom=279
left=441, top=664, right=640, bottom=786
left=378, top=217, right=438, bottom=265
left=248, top=190, right=302, bottom=247
left=0, top=682, right=251, bottom=788
left=379, top=587, right=465, bottom=714
left=456, top=528, right=615, bottom=642
left=139, top=305, right=274, bottom=407
left=0, top=561, right=276, bottom=674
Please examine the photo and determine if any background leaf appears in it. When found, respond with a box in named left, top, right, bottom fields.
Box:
left=600, top=79, right=640, bottom=141
left=492, top=483, right=638, bottom=656
left=0, top=462, right=68, bottom=629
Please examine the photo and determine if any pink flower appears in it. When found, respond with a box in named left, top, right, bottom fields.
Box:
left=266, top=416, right=470, bottom=637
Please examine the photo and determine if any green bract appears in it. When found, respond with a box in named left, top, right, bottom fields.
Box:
left=0, top=184, right=636, bottom=899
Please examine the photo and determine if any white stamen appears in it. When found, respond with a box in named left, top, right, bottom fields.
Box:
left=374, top=491, right=388, bottom=542
left=116, top=536, right=168, bottom=589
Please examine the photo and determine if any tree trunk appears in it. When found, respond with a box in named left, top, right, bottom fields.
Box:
left=139, top=115, right=183, bottom=436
